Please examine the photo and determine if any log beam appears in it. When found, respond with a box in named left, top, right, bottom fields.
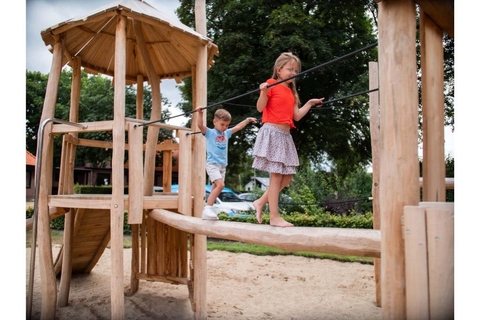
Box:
left=149, top=209, right=381, bottom=258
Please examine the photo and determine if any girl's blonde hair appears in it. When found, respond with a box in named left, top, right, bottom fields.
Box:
left=271, top=52, right=301, bottom=107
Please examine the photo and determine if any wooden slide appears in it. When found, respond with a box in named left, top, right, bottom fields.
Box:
left=53, top=208, right=111, bottom=275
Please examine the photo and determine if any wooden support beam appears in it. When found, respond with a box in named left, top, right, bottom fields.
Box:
left=110, top=14, right=127, bottom=320
left=420, top=8, right=446, bottom=201
left=149, top=209, right=381, bottom=258
left=378, top=1, right=419, bottom=318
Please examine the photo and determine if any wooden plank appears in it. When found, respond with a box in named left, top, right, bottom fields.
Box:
left=177, top=131, right=192, bottom=215
left=48, top=194, right=179, bottom=210
left=128, top=223, right=140, bottom=296
left=136, top=273, right=188, bottom=285
left=51, top=120, right=114, bottom=134
left=162, top=140, right=173, bottom=192
left=84, top=229, right=112, bottom=273
left=147, top=217, right=157, bottom=275
left=127, top=122, right=144, bottom=224
left=419, top=177, right=454, bottom=190
left=426, top=207, right=454, bottom=319
left=150, top=209, right=381, bottom=258
left=156, top=222, right=166, bottom=275
left=125, top=117, right=191, bottom=132
left=403, top=206, right=430, bottom=320
left=420, top=9, right=446, bottom=201
left=415, top=0, right=454, bottom=38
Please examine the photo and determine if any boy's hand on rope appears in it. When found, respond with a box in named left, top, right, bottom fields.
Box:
left=246, top=117, right=258, bottom=124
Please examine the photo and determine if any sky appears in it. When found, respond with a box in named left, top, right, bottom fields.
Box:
left=4, top=1, right=478, bottom=315
left=25, top=0, right=187, bottom=127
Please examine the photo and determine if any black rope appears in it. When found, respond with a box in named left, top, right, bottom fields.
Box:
left=224, top=87, right=379, bottom=110
left=136, top=42, right=378, bottom=127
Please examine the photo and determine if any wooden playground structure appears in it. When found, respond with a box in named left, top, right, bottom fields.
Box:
left=27, top=0, right=454, bottom=319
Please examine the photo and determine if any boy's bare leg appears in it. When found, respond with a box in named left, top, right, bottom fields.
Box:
left=208, top=179, right=224, bottom=206
left=268, top=173, right=293, bottom=227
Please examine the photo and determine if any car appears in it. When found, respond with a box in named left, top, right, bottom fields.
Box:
left=238, top=192, right=296, bottom=213
left=170, top=184, right=254, bottom=217
left=238, top=192, right=258, bottom=202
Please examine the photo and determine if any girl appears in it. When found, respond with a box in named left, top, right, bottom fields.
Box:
left=252, top=52, right=324, bottom=227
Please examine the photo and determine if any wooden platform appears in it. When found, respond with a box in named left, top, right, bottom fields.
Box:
left=49, top=194, right=181, bottom=275
left=48, top=193, right=179, bottom=210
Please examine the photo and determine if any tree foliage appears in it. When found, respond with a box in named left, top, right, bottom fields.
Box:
left=26, top=70, right=174, bottom=167
left=177, top=0, right=378, bottom=182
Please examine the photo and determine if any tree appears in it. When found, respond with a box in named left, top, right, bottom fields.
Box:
left=26, top=70, right=174, bottom=167
left=177, top=0, right=378, bottom=183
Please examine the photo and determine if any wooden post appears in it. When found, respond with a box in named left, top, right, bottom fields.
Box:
left=130, top=74, right=144, bottom=295
left=178, top=131, right=192, bottom=216
left=36, top=36, right=64, bottom=320
left=128, top=122, right=144, bottom=224
left=368, top=61, right=381, bottom=307
left=193, top=0, right=208, bottom=318
left=420, top=8, right=446, bottom=201
left=378, top=0, right=419, bottom=318
left=110, top=14, right=127, bottom=320
left=58, top=55, right=82, bottom=307
left=136, top=75, right=144, bottom=120
left=134, top=20, right=162, bottom=197
left=162, top=140, right=173, bottom=191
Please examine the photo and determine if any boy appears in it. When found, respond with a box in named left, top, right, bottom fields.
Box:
left=196, top=107, right=257, bottom=220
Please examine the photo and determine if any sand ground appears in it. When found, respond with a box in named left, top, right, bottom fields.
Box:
left=26, top=245, right=381, bottom=319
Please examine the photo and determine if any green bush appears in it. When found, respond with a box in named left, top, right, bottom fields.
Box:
left=219, top=211, right=374, bottom=229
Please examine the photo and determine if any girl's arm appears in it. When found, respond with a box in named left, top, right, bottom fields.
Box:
left=293, top=98, right=325, bottom=121
left=256, top=82, right=269, bottom=112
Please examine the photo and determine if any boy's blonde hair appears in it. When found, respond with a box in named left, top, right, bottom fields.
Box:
left=214, top=109, right=232, bottom=121
left=272, top=52, right=301, bottom=107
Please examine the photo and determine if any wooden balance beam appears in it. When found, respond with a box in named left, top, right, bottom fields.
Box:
left=149, top=209, right=381, bottom=258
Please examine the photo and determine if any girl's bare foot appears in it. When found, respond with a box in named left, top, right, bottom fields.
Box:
left=270, top=217, right=294, bottom=227
left=253, top=200, right=263, bottom=223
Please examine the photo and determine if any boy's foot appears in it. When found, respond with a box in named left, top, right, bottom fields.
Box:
left=253, top=200, right=263, bottom=224
left=270, top=217, right=294, bottom=228
left=202, top=206, right=218, bottom=220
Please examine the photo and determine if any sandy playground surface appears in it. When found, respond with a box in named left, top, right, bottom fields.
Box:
left=27, top=246, right=381, bottom=319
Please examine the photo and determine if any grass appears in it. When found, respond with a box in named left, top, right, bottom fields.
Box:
left=26, top=229, right=372, bottom=265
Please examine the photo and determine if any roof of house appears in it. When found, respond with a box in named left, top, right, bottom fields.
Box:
left=26, top=150, right=36, bottom=166
left=253, top=177, right=270, bottom=187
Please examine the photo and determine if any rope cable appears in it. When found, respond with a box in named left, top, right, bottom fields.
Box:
left=136, top=42, right=378, bottom=127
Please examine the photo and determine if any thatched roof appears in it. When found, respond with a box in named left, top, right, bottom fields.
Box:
left=40, top=0, right=218, bottom=84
